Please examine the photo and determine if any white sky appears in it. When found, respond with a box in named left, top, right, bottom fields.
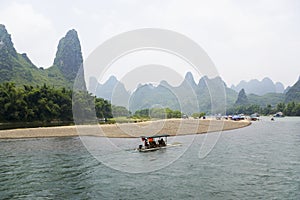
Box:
left=0, top=0, right=299, bottom=87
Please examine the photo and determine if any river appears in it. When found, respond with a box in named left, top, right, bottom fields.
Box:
left=0, top=117, right=299, bottom=199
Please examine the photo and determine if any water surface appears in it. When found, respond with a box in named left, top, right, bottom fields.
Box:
left=0, top=117, right=299, bottom=199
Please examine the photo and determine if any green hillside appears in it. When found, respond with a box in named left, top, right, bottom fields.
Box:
left=248, top=93, right=285, bottom=107
left=285, top=78, right=300, bottom=103
left=0, top=24, right=83, bottom=88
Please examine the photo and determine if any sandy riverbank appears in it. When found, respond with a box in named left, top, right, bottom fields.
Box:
left=0, top=119, right=251, bottom=139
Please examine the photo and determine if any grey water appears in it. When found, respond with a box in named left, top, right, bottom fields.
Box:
left=0, top=117, right=300, bottom=199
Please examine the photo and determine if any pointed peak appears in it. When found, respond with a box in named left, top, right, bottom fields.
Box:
left=262, top=77, right=273, bottom=83
left=53, top=29, right=83, bottom=82
left=101, top=76, right=119, bottom=88
left=183, top=72, right=196, bottom=86
left=107, top=75, right=118, bottom=83
left=275, top=82, right=285, bottom=93
left=239, top=88, right=246, bottom=93
left=65, top=29, right=79, bottom=38
left=235, top=88, right=249, bottom=105
left=0, top=24, right=17, bottom=57
left=0, top=24, right=8, bottom=33
left=213, top=76, right=227, bottom=87
left=198, top=76, right=227, bottom=88
left=198, top=75, right=219, bottom=83
left=0, top=24, right=7, bottom=32
left=68, top=29, right=77, bottom=33
left=211, top=76, right=223, bottom=82
left=201, top=75, right=209, bottom=80
left=109, top=75, right=117, bottom=79
left=198, top=76, right=208, bottom=86
left=159, top=80, right=169, bottom=86
left=185, top=72, right=194, bottom=79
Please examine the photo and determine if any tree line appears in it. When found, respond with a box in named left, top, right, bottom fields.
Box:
left=227, top=102, right=300, bottom=116
left=133, top=108, right=182, bottom=119
left=0, top=82, right=112, bottom=122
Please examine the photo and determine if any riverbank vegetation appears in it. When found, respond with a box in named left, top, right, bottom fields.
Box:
left=226, top=102, right=300, bottom=116
left=0, top=82, right=112, bottom=123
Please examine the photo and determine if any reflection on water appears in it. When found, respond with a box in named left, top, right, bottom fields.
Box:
left=0, top=117, right=300, bottom=199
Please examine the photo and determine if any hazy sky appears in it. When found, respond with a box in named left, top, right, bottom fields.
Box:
left=0, top=0, right=299, bottom=87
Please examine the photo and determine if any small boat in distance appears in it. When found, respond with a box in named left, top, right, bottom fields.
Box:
left=137, top=134, right=180, bottom=152
left=250, top=113, right=260, bottom=121
left=273, top=112, right=284, bottom=118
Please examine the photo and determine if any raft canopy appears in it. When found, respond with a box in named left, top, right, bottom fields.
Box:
left=140, top=134, right=170, bottom=139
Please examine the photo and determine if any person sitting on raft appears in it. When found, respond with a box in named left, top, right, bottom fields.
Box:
left=148, top=138, right=157, bottom=148
left=158, top=138, right=166, bottom=147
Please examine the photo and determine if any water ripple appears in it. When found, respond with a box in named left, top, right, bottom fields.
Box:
left=0, top=118, right=300, bottom=199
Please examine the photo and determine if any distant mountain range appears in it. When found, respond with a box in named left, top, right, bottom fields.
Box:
left=89, top=76, right=130, bottom=107
left=231, top=77, right=285, bottom=95
left=89, top=72, right=232, bottom=114
left=89, top=73, right=297, bottom=114
left=1, top=23, right=299, bottom=114
left=0, top=24, right=84, bottom=88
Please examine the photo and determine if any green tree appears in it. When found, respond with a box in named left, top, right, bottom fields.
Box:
left=192, top=112, right=206, bottom=118
left=133, top=107, right=183, bottom=119
left=293, top=103, right=300, bottom=116
left=0, top=82, right=26, bottom=121
left=95, top=98, right=112, bottom=119
left=263, top=104, right=273, bottom=115
left=112, top=105, right=131, bottom=117
left=276, top=102, right=285, bottom=113
left=134, top=109, right=150, bottom=118
left=285, top=102, right=296, bottom=116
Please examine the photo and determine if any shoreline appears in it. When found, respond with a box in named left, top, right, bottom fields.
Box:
left=0, top=119, right=251, bottom=139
